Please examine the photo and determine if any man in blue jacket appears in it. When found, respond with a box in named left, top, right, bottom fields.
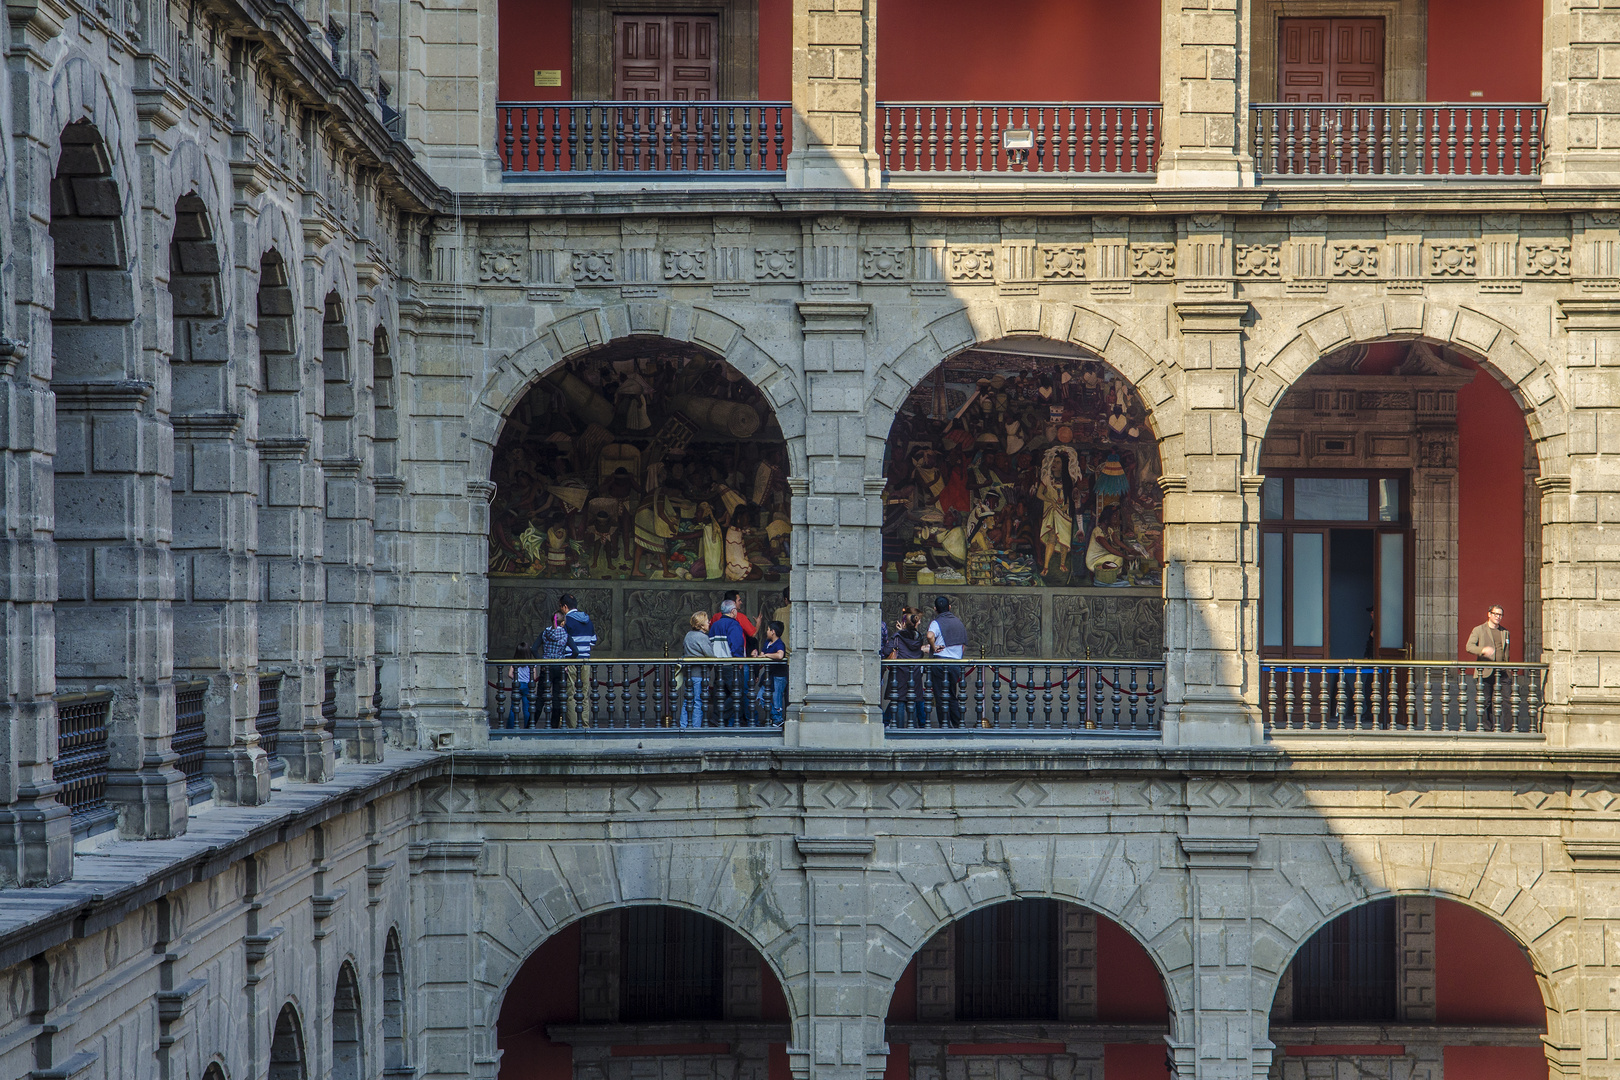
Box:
left=557, top=594, right=597, bottom=727
left=707, top=600, right=748, bottom=725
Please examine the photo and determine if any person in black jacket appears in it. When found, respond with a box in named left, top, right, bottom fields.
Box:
left=884, top=608, right=929, bottom=728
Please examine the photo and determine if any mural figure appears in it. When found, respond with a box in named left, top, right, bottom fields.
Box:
left=489, top=344, right=790, bottom=581
left=884, top=350, right=1162, bottom=589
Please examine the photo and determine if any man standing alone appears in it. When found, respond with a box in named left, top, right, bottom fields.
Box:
left=926, top=595, right=969, bottom=728
left=1464, top=603, right=1509, bottom=728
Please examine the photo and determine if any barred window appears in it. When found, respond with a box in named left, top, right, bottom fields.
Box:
left=621, top=908, right=724, bottom=1021
left=1293, top=899, right=1397, bottom=1021
left=957, top=900, right=1059, bottom=1020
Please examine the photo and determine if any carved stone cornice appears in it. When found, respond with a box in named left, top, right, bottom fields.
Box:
left=1556, top=297, right=1620, bottom=331
left=1173, top=300, right=1250, bottom=334
left=796, top=301, right=871, bottom=335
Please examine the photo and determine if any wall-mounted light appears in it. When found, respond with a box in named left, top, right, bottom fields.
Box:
left=1003, top=128, right=1034, bottom=166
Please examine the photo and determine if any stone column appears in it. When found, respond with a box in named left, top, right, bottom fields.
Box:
left=1544, top=0, right=1620, bottom=186
left=1176, top=825, right=1268, bottom=1080
left=792, top=291, right=883, bottom=748
left=788, top=0, right=879, bottom=188
left=1549, top=294, right=1620, bottom=747
left=1164, top=300, right=1257, bottom=745
left=1157, top=0, right=1251, bottom=187
left=0, top=4, right=74, bottom=881
left=790, top=835, right=887, bottom=1080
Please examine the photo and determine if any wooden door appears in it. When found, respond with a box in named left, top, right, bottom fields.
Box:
left=1278, top=18, right=1385, bottom=102
left=613, top=14, right=718, bottom=101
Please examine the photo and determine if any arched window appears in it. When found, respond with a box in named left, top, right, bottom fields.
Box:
left=333, top=960, right=363, bottom=1080
left=383, top=928, right=408, bottom=1071
left=269, top=1002, right=306, bottom=1080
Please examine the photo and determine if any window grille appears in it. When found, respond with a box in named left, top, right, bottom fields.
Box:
left=1293, top=899, right=1397, bottom=1021
left=621, top=908, right=724, bottom=1022
left=957, top=899, right=1059, bottom=1020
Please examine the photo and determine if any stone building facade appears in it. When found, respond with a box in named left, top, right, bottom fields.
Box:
left=5, top=2, right=1620, bottom=1080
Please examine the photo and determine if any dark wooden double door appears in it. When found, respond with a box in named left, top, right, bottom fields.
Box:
left=613, top=14, right=718, bottom=100
left=1278, top=17, right=1385, bottom=102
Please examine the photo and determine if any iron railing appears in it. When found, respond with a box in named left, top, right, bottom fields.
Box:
left=496, top=101, right=789, bottom=175
left=486, top=658, right=786, bottom=731
left=1261, top=660, right=1546, bottom=734
left=882, top=659, right=1163, bottom=732
left=256, top=673, right=283, bottom=767
left=1251, top=103, right=1546, bottom=177
left=878, top=103, right=1161, bottom=175
left=173, top=678, right=210, bottom=798
left=55, top=690, right=113, bottom=829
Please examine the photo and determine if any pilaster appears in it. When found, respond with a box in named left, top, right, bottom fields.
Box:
left=1544, top=0, right=1620, bottom=185
left=789, top=834, right=887, bottom=1080
left=1177, top=827, right=1268, bottom=1080
left=787, top=0, right=879, bottom=188
left=1156, top=0, right=1252, bottom=188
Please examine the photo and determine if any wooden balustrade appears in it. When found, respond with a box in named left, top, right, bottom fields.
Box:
left=1251, top=104, right=1546, bottom=177
left=1261, top=661, right=1546, bottom=734
left=877, top=103, right=1161, bottom=175
left=496, top=102, right=789, bottom=175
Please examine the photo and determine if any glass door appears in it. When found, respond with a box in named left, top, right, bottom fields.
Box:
left=1260, top=472, right=1412, bottom=659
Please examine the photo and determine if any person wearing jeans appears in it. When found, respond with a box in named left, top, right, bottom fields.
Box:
left=678, top=611, right=713, bottom=728
left=760, top=621, right=787, bottom=725
left=926, top=595, right=969, bottom=728
left=506, top=641, right=534, bottom=729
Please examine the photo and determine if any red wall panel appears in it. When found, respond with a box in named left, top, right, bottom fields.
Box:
left=1426, top=0, right=1542, bottom=102
left=876, top=0, right=1161, bottom=101
left=1435, top=900, right=1545, bottom=1025
left=1455, top=369, right=1529, bottom=661
left=1097, top=917, right=1170, bottom=1023
left=1443, top=1047, right=1548, bottom=1080
left=1105, top=1043, right=1170, bottom=1080
left=759, top=0, right=792, bottom=100
left=496, top=921, right=581, bottom=1080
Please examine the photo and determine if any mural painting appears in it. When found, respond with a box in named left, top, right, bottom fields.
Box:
left=489, top=343, right=791, bottom=582
left=884, top=349, right=1163, bottom=589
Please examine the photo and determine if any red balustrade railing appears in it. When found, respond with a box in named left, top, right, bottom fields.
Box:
left=497, top=101, right=789, bottom=175
left=878, top=103, right=1162, bottom=175
left=1252, top=103, right=1546, bottom=177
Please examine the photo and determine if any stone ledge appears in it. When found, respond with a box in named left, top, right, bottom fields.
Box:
left=0, top=750, right=442, bottom=971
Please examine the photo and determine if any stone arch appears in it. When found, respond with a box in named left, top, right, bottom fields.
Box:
left=870, top=856, right=1195, bottom=1046
left=201, top=1063, right=227, bottom=1080
left=321, top=290, right=355, bottom=422
left=1252, top=841, right=1576, bottom=1055
left=867, top=301, right=1188, bottom=478
left=372, top=325, right=398, bottom=478
left=1243, top=300, right=1569, bottom=479
left=471, top=301, right=807, bottom=481
left=43, top=56, right=140, bottom=281
left=332, top=958, right=363, bottom=1080
left=257, top=251, right=300, bottom=437
left=49, top=119, right=135, bottom=384
left=269, top=1000, right=308, bottom=1080
left=382, top=927, right=408, bottom=1072
left=472, top=843, right=811, bottom=1063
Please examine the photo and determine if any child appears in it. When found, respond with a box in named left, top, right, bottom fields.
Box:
left=507, top=641, right=534, bottom=729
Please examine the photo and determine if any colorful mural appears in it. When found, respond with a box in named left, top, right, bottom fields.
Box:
left=883, top=349, right=1163, bottom=589
left=489, top=344, right=791, bottom=581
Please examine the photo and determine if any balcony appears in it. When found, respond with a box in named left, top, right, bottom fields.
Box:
left=1251, top=103, right=1547, bottom=179
left=495, top=101, right=790, bottom=178
left=1261, top=661, right=1546, bottom=735
left=877, top=104, right=1161, bottom=178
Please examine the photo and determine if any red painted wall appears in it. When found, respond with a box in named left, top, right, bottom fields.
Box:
left=497, top=0, right=793, bottom=101
left=1444, top=1047, right=1548, bottom=1080
left=1105, top=1044, right=1170, bottom=1080
left=1435, top=900, right=1545, bottom=1025
left=875, top=0, right=1161, bottom=101
left=1426, top=0, right=1542, bottom=102
left=1456, top=368, right=1529, bottom=662
left=497, top=922, right=580, bottom=1080
left=1097, top=916, right=1169, bottom=1022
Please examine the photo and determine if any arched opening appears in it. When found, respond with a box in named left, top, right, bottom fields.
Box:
left=322, top=291, right=354, bottom=433
left=383, top=928, right=408, bottom=1071
left=333, top=960, right=363, bottom=1080
left=166, top=191, right=230, bottom=804
left=495, top=906, right=792, bottom=1080
left=486, top=338, right=791, bottom=657
left=879, top=341, right=1165, bottom=728
left=269, top=1002, right=307, bottom=1080
left=257, top=252, right=299, bottom=439
left=372, top=326, right=398, bottom=478
left=202, top=1063, right=226, bottom=1080
left=1270, top=897, right=1547, bottom=1079
left=1258, top=341, right=1541, bottom=731
left=886, top=899, right=1171, bottom=1080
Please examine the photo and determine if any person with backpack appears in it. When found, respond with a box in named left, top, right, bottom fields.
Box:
left=926, top=595, right=969, bottom=728
left=531, top=612, right=568, bottom=727
left=557, top=594, right=597, bottom=728
left=707, top=600, right=748, bottom=726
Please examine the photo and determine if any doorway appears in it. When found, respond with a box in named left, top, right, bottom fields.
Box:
left=1261, top=472, right=1412, bottom=660
left=1278, top=17, right=1385, bottom=101
left=613, top=13, right=719, bottom=100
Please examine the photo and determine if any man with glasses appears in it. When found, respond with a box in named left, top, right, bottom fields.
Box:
left=1465, top=604, right=1510, bottom=730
